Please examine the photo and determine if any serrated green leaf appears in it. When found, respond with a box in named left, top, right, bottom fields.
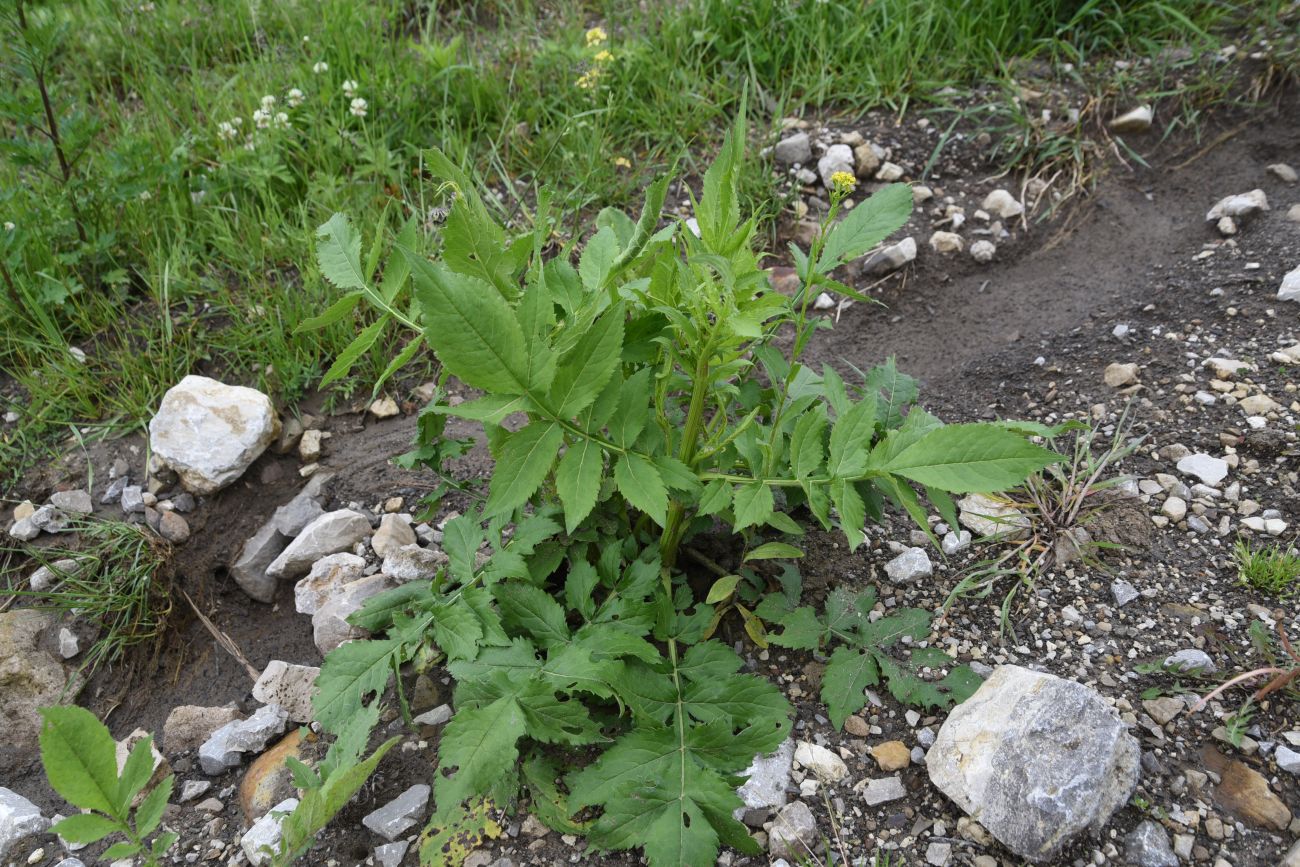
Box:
left=495, top=582, right=571, bottom=648
left=863, top=357, right=919, bottom=429
left=295, top=290, right=362, bottom=333
left=564, top=561, right=599, bottom=620
left=321, top=314, right=389, bottom=388
left=548, top=307, right=624, bottom=417
left=521, top=756, right=590, bottom=835
left=817, top=183, right=912, bottom=270
left=766, top=606, right=823, bottom=651
left=614, top=453, right=668, bottom=527
left=117, top=734, right=157, bottom=811
left=857, top=607, right=930, bottom=647
left=698, top=480, right=732, bottom=516
left=732, top=482, right=773, bottom=530
left=831, top=477, right=866, bottom=551
left=822, top=646, right=879, bottom=729
left=435, top=693, right=527, bottom=818
left=611, top=368, right=652, bottom=448
left=134, top=774, right=172, bottom=837
left=828, top=395, right=877, bottom=479
left=313, top=639, right=401, bottom=734
left=278, top=736, right=400, bottom=863
left=407, top=254, right=533, bottom=394
left=555, top=438, right=604, bottom=534
left=878, top=423, right=1060, bottom=492
left=50, top=812, right=121, bottom=844
left=102, top=842, right=143, bottom=859
left=443, top=512, right=485, bottom=584
left=485, top=422, right=563, bottom=517
left=579, top=225, right=621, bottom=292
left=790, top=407, right=827, bottom=479
left=316, top=213, right=367, bottom=290
left=432, top=600, right=484, bottom=661
left=38, top=706, right=121, bottom=817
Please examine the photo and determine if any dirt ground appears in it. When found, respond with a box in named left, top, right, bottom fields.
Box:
left=3, top=88, right=1299, bottom=867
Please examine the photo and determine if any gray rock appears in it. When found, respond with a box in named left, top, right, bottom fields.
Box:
left=768, top=800, right=818, bottom=861
left=0, top=787, right=49, bottom=859
left=198, top=704, right=288, bottom=774
left=1111, top=579, right=1139, bottom=608
left=736, top=738, right=794, bottom=813
left=941, top=530, right=971, bottom=556
left=149, top=375, right=280, bottom=494
left=372, top=513, right=417, bottom=558
left=271, top=494, right=325, bottom=538
left=926, top=665, right=1140, bottom=861
left=163, top=705, right=242, bottom=755
left=251, top=661, right=320, bottom=724
left=969, top=239, right=996, bottom=264
left=267, top=510, right=372, bottom=580
left=231, top=522, right=291, bottom=603
left=1176, top=454, right=1228, bottom=486
left=1206, top=189, right=1268, bottom=222
left=862, top=775, right=907, bottom=806
left=412, top=705, right=452, bottom=727
left=773, top=132, right=811, bottom=166
left=794, top=740, right=847, bottom=782
left=241, top=797, right=297, bottom=866
left=1124, top=820, right=1177, bottom=867
left=859, top=237, right=917, bottom=277
left=294, top=552, right=367, bottom=615
left=884, top=547, right=932, bottom=583
left=100, top=475, right=130, bottom=505
left=362, top=784, right=430, bottom=841
left=958, top=494, right=1029, bottom=538
left=54, top=859, right=86, bottom=867
left=1281, top=265, right=1300, bottom=304
left=981, top=189, right=1023, bottom=220
left=925, top=841, right=952, bottom=866
left=158, top=511, right=190, bottom=543
left=29, top=504, right=66, bottom=531
left=1275, top=745, right=1300, bottom=774
left=1163, top=648, right=1215, bottom=673
left=179, top=780, right=211, bottom=802
left=57, top=627, right=79, bottom=659
left=120, top=484, right=145, bottom=514
left=49, top=489, right=93, bottom=514
left=817, top=144, right=854, bottom=190
left=0, top=610, right=82, bottom=760
left=7, top=517, right=39, bottom=541
left=374, top=841, right=410, bottom=867
left=382, top=544, right=448, bottom=583
left=311, top=574, right=396, bottom=656
left=28, top=558, right=85, bottom=592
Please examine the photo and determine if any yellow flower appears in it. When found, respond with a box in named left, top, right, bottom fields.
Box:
left=593, top=49, right=614, bottom=64
left=613, top=156, right=631, bottom=168
left=575, top=68, right=602, bottom=89
left=830, top=171, right=857, bottom=196
left=585, top=26, right=607, bottom=46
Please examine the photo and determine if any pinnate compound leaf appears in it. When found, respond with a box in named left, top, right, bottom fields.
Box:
left=406, top=254, right=533, bottom=394
left=555, top=438, right=604, bottom=533
left=279, top=736, right=400, bottom=863
left=134, top=774, right=173, bottom=838
left=827, top=395, right=877, bottom=479
left=614, top=453, right=668, bottom=527
left=878, top=423, right=1059, bottom=492
left=485, top=422, right=564, bottom=518
left=822, top=646, right=880, bottom=730
left=38, top=706, right=121, bottom=816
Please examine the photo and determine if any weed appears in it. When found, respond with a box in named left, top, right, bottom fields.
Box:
left=298, top=112, right=1057, bottom=866
left=3, top=518, right=174, bottom=675
left=1234, top=537, right=1300, bottom=597
left=39, top=705, right=177, bottom=866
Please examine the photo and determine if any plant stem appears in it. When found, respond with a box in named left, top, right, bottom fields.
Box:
left=659, top=337, right=714, bottom=571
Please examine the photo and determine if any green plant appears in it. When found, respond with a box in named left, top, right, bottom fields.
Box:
left=1234, top=537, right=1300, bottom=597
left=945, top=412, right=1142, bottom=635
left=38, top=705, right=177, bottom=866
left=761, top=587, right=982, bottom=727
left=305, top=111, right=1058, bottom=866
left=3, top=518, right=174, bottom=674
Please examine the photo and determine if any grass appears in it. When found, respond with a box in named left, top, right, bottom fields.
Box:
left=1235, top=537, right=1300, bottom=597
left=1, top=517, right=175, bottom=674
left=2, top=0, right=1296, bottom=488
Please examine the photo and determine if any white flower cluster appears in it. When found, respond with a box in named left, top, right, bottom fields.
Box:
left=313, top=61, right=329, bottom=74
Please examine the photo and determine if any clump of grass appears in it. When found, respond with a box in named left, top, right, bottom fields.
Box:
left=2, top=518, right=174, bottom=674
left=1234, top=537, right=1300, bottom=597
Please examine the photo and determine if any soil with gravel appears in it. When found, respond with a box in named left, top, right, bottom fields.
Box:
left=2, top=87, right=1299, bottom=867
